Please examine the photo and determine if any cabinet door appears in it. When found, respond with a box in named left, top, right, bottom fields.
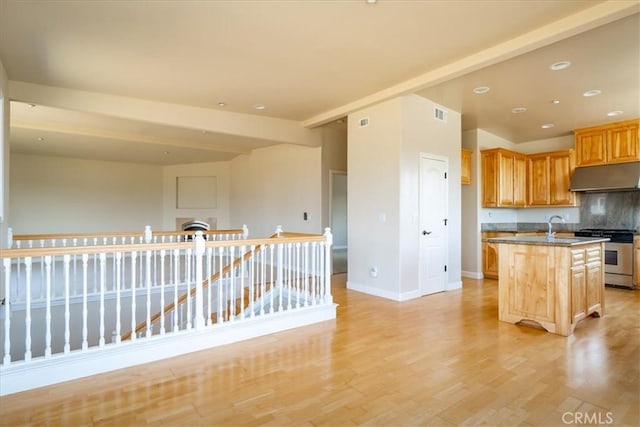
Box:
left=607, top=123, right=640, bottom=163
left=513, top=154, right=527, bottom=207
left=481, top=152, right=498, bottom=207
left=527, top=155, right=549, bottom=206
left=585, top=261, right=603, bottom=314
left=571, top=264, right=587, bottom=322
left=498, top=153, right=514, bottom=206
left=549, top=151, right=575, bottom=206
left=575, top=130, right=607, bottom=166
left=483, top=242, right=499, bottom=279
left=461, top=149, right=472, bottom=185
left=634, top=237, right=640, bottom=288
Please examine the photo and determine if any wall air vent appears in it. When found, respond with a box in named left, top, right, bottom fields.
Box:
left=434, top=107, right=448, bottom=122
left=359, top=117, right=370, bottom=127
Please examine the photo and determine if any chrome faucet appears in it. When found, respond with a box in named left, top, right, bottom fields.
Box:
left=547, top=215, right=565, bottom=239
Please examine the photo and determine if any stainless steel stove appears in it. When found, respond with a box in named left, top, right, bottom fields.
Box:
left=574, top=228, right=635, bottom=288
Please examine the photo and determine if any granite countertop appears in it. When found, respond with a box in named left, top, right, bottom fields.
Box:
left=485, top=236, right=610, bottom=247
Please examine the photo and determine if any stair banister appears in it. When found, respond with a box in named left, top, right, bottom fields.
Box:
left=194, top=231, right=206, bottom=329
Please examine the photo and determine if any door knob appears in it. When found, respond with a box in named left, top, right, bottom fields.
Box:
left=422, top=230, right=432, bottom=235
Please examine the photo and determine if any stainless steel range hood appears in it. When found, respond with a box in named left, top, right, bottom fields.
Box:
left=569, top=161, right=640, bottom=192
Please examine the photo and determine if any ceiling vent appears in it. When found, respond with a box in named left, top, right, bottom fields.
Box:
left=434, top=107, right=448, bottom=122
left=358, top=117, right=370, bottom=127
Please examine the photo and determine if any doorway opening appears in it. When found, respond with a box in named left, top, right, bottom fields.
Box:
left=330, top=170, right=347, bottom=274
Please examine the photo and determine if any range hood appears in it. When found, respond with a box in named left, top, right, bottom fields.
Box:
left=569, top=161, right=640, bottom=192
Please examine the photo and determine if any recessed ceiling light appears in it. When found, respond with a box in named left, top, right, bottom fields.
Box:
left=607, top=110, right=624, bottom=117
left=366, top=0, right=377, bottom=4
left=473, top=86, right=490, bottom=94
left=512, top=107, right=527, bottom=114
left=37, top=137, right=44, bottom=141
left=583, top=89, right=601, bottom=97
left=549, top=61, right=571, bottom=71
left=551, top=99, right=560, bottom=105
left=163, top=151, right=170, bottom=155
left=218, top=102, right=226, bottom=107
left=253, top=104, right=266, bottom=110
left=541, top=124, right=555, bottom=129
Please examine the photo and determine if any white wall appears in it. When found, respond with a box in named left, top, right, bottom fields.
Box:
left=461, top=130, right=481, bottom=277
left=229, top=144, right=322, bottom=238
left=162, top=161, right=231, bottom=230
left=9, top=154, right=163, bottom=234
left=321, top=126, right=347, bottom=229
left=0, top=60, right=9, bottom=248
left=400, top=95, right=462, bottom=294
left=330, top=173, right=347, bottom=248
left=347, top=95, right=461, bottom=300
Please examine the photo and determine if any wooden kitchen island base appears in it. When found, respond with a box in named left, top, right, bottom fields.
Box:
left=493, top=237, right=607, bottom=337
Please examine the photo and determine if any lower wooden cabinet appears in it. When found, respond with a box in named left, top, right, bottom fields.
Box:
left=482, top=232, right=514, bottom=279
left=497, top=242, right=604, bottom=336
left=483, top=231, right=575, bottom=280
left=635, top=236, right=640, bottom=288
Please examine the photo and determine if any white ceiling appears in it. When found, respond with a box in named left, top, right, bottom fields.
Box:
left=0, top=0, right=638, bottom=165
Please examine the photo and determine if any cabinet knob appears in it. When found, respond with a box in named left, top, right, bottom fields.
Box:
left=422, top=230, right=432, bottom=235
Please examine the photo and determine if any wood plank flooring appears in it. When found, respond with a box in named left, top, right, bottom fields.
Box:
left=1, top=275, right=638, bottom=426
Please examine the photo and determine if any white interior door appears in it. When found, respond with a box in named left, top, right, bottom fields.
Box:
left=419, top=154, right=448, bottom=296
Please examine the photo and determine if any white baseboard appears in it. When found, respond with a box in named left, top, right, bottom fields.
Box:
left=347, top=280, right=463, bottom=301
left=462, top=271, right=484, bottom=279
left=446, top=280, right=462, bottom=291
left=0, top=304, right=336, bottom=396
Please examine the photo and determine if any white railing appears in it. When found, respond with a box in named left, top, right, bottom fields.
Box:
left=7, top=225, right=249, bottom=249
left=0, top=226, right=334, bottom=394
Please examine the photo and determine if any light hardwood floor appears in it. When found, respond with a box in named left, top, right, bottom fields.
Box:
left=1, top=275, right=638, bottom=426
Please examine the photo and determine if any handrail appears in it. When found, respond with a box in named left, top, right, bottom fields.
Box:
left=11, top=228, right=245, bottom=242
left=0, top=234, right=325, bottom=259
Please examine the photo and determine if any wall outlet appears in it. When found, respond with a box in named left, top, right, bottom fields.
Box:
left=369, top=267, right=378, bottom=278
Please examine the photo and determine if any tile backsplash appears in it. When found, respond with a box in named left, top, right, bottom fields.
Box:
left=580, top=191, right=640, bottom=230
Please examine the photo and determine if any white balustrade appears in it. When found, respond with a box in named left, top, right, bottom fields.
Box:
left=0, top=226, right=333, bottom=394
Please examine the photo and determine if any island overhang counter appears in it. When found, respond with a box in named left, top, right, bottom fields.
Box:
left=485, top=236, right=610, bottom=336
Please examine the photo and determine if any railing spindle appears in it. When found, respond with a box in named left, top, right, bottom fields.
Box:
left=159, top=250, right=166, bottom=335
left=24, top=257, right=32, bottom=361
left=82, top=254, right=89, bottom=350
left=130, top=251, right=137, bottom=341
left=115, top=252, right=122, bottom=344
left=145, top=250, right=152, bottom=337
left=44, top=256, right=52, bottom=358
left=63, top=254, right=71, bottom=354
left=173, top=249, right=179, bottom=332
left=99, top=253, right=106, bottom=347
left=217, top=247, right=224, bottom=323
left=2, top=259, right=11, bottom=365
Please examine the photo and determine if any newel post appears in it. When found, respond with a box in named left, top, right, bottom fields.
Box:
left=144, top=225, right=153, bottom=244
left=323, top=227, right=333, bottom=303
left=194, top=230, right=206, bottom=329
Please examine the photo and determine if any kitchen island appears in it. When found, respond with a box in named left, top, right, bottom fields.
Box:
left=487, top=236, right=609, bottom=336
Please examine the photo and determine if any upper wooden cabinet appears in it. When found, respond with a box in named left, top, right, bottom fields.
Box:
left=481, top=148, right=526, bottom=207
left=526, top=150, right=576, bottom=207
left=574, top=119, right=640, bottom=166
left=461, top=149, right=472, bottom=185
